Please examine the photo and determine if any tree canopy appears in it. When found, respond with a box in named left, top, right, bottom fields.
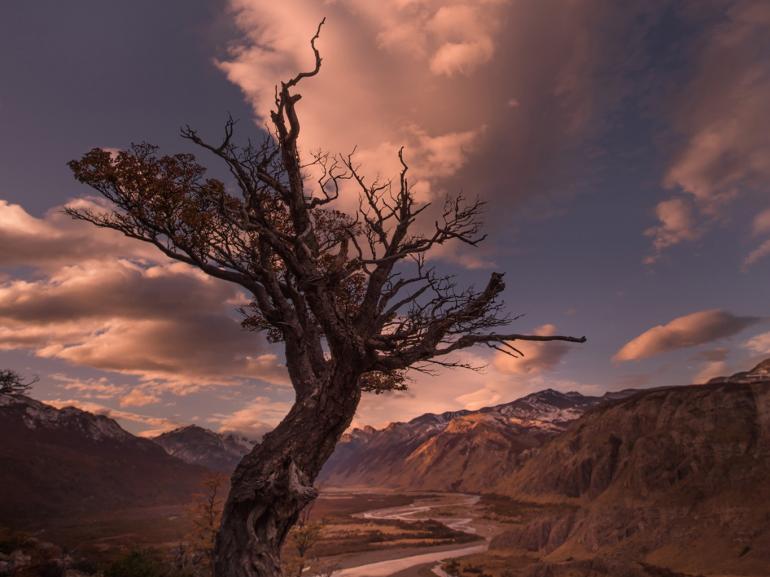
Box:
left=0, top=369, right=37, bottom=396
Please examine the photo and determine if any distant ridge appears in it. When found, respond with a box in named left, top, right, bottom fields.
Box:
left=320, top=358, right=770, bottom=494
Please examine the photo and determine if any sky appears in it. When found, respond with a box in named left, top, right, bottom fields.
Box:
left=1, top=0, right=769, bottom=438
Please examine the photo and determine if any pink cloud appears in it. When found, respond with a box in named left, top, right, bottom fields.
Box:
left=218, top=0, right=654, bottom=258
left=744, top=331, right=770, bottom=355
left=744, top=208, right=770, bottom=268
left=644, top=197, right=700, bottom=262
left=693, top=360, right=729, bottom=384
left=753, top=209, right=770, bottom=236
left=744, top=239, right=770, bottom=269
left=0, top=199, right=157, bottom=269
left=614, top=309, right=759, bottom=362
left=120, top=387, right=161, bottom=408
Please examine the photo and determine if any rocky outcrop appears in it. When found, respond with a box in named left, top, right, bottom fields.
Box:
left=499, top=380, right=770, bottom=501
left=707, top=358, right=770, bottom=384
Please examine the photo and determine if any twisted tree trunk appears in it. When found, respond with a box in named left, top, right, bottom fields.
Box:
left=213, top=368, right=361, bottom=577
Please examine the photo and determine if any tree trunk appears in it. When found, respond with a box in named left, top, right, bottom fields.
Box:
left=213, top=369, right=361, bottom=577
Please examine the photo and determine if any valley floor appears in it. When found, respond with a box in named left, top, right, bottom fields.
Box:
left=301, top=490, right=511, bottom=577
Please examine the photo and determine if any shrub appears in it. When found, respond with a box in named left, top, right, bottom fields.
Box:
left=105, top=551, right=168, bottom=577
left=38, top=561, right=65, bottom=577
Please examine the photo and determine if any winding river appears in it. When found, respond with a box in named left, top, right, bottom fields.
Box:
left=332, top=494, right=489, bottom=577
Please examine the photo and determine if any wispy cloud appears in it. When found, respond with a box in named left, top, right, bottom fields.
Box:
left=744, top=331, right=770, bottom=355
left=647, top=1, right=770, bottom=265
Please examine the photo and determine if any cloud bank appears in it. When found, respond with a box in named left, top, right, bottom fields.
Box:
left=218, top=0, right=659, bottom=223
left=0, top=201, right=288, bottom=403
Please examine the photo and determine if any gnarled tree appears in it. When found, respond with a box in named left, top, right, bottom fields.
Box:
left=67, top=21, right=585, bottom=577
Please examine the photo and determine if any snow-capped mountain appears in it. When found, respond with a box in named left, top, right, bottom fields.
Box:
left=0, top=393, right=134, bottom=442
left=318, top=388, right=624, bottom=491
left=152, top=425, right=254, bottom=472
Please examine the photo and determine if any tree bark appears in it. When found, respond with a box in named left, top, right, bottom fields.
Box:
left=213, top=368, right=361, bottom=577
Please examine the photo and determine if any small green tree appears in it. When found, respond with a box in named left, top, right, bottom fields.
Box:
left=187, top=473, right=229, bottom=575
left=0, top=369, right=37, bottom=395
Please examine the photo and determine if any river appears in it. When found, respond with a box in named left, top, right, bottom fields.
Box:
left=332, top=494, right=490, bottom=577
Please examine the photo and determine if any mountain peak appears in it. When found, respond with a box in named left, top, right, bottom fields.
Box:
left=156, top=424, right=213, bottom=439
left=408, top=409, right=472, bottom=427
left=152, top=424, right=253, bottom=472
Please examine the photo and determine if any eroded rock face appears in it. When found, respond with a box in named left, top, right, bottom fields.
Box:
left=491, top=377, right=770, bottom=575
left=499, top=381, right=770, bottom=501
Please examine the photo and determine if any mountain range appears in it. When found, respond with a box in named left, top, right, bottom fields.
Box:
left=2, top=358, right=769, bottom=575
left=317, top=388, right=636, bottom=491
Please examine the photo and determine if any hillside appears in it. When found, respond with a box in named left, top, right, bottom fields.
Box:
left=0, top=394, right=208, bottom=527
left=489, top=360, right=770, bottom=576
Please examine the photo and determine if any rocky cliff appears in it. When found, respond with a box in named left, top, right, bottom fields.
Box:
left=490, top=361, right=770, bottom=576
